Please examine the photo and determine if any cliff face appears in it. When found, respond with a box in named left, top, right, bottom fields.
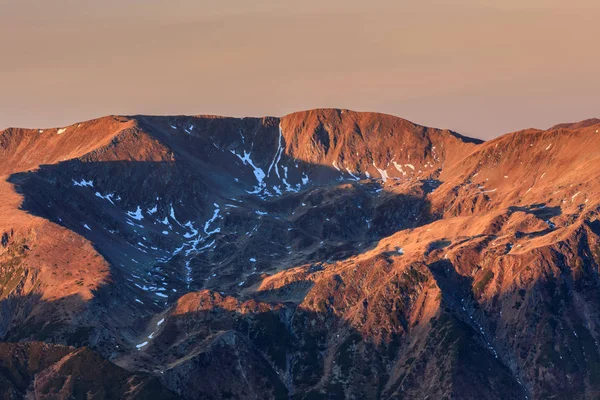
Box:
left=0, top=109, right=599, bottom=399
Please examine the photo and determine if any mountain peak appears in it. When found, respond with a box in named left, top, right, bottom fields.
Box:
left=550, top=117, right=600, bottom=131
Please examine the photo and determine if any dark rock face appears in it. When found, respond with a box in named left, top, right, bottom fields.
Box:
left=0, top=342, right=177, bottom=399
left=0, top=109, right=599, bottom=399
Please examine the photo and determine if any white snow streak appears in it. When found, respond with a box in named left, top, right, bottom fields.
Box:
left=127, top=206, right=144, bottom=221
left=72, top=179, right=94, bottom=187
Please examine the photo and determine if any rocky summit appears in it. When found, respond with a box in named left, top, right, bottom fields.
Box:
left=0, top=109, right=599, bottom=399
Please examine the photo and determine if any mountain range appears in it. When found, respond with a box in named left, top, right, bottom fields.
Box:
left=1, top=109, right=599, bottom=399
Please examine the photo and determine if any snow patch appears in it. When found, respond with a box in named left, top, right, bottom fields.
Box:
left=267, top=125, right=285, bottom=179
left=169, top=204, right=183, bottom=226
left=95, top=192, right=115, bottom=204
left=392, top=161, right=406, bottom=175
left=127, top=206, right=144, bottom=221
left=346, top=168, right=360, bottom=180
left=232, top=150, right=266, bottom=191
left=72, top=179, right=94, bottom=187
left=204, top=204, right=221, bottom=235
left=183, top=221, right=199, bottom=238
left=372, top=162, right=388, bottom=182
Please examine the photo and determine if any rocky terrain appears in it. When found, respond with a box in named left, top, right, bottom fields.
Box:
left=0, top=109, right=599, bottom=399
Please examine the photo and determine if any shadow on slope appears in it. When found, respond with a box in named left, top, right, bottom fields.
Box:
left=6, top=156, right=438, bottom=297
left=0, top=341, right=177, bottom=399
left=125, top=289, right=525, bottom=400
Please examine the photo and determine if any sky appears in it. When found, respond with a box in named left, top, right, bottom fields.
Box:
left=1, top=1, right=598, bottom=139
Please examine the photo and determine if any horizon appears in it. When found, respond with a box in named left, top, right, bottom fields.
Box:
left=1, top=1, right=599, bottom=139
left=2, top=108, right=597, bottom=141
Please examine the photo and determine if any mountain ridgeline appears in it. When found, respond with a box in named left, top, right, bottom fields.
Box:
left=0, top=109, right=599, bottom=399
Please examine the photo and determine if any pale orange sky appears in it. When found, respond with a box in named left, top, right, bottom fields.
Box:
left=1, top=1, right=598, bottom=139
